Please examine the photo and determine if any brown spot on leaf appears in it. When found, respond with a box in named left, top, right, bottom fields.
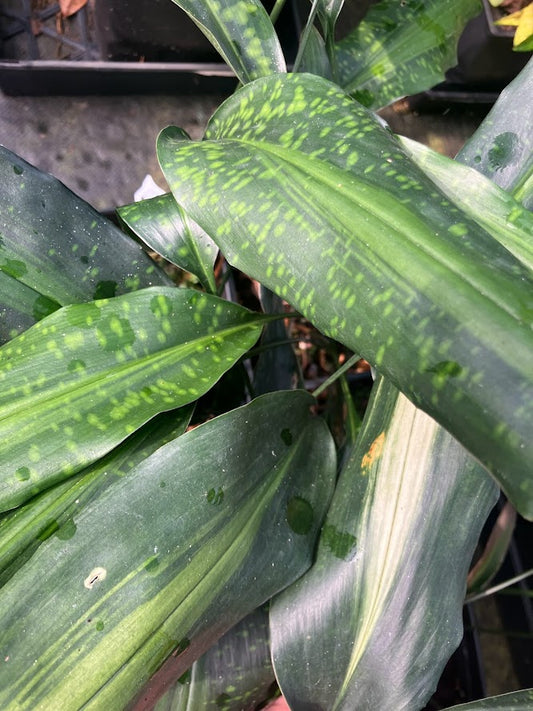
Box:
left=361, top=432, right=385, bottom=472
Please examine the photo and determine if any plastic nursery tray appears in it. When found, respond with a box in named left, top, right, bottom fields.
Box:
left=0, top=0, right=301, bottom=95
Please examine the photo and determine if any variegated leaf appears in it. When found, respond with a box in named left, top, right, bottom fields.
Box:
left=270, top=377, right=498, bottom=710
left=335, top=0, right=480, bottom=108
left=0, top=391, right=336, bottom=710
left=169, top=0, right=286, bottom=82
left=157, top=72, right=533, bottom=517
left=0, top=287, right=267, bottom=510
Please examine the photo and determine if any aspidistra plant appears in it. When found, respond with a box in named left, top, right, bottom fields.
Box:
left=0, top=1, right=531, bottom=710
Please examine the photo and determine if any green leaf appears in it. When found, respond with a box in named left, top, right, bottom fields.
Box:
left=0, top=271, right=60, bottom=344
left=118, top=192, right=219, bottom=293
left=270, top=376, right=499, bottom=711
left=399, top=136, right=533, bottom=270
left=0, top=407, right=192, bottom=587
left=253, top=287, right=300, bottom=395
left=314, top=0, right=345, bottom=78
left=298, top=25, right=333, bottom=81
left=316, top=0, right=345, bottom=28
left=457, top=57, right=533, bottom=209
left=335, top=0, right=480, bottom=108
left=0, top=390, right=336, bottom=710
left=0, top=147, right=170, bottom=344
left=169, top=0, right=286, bottom=83
left=157, top=73, right=533, bottom=517
left=0, top=286, right=268, bottom=511
left=466, top=501, right=516, bottom=595
left=444, top=688, right=533, bottom=709
left=153, top=607, right=274, bottom=711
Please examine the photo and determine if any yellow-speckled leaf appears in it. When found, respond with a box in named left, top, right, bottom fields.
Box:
left=169, top=0, right=286, bottom=83
left=157, top=72, right=533, bottom=518
left=399, top=136, right=533, bottom=269
left=0, top=286, right=268, bottom=511
left=270, top=377, right=499, bottom=710
left=335, top=0, right=480, bottom=108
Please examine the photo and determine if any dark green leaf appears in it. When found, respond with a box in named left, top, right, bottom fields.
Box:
left=399, top=136, right=533, bottom=269
left=0, top=406, right=192, bottom=587
left=314, top=0, right=345, bottom=79
left=119, top=192, right=218, bottom=293
left=157, top=73, right=533, bottom=517
left=0, top=147, right=170, bottom=343
left=457, top=57, right=533, bottom=209
left=298, top=25, right=333, bottom=80
left=466, top=501, right=516, bottom=595
left=0, top=390, right=336, bottom=710
left=335, top=0, right=480, bottom=108
left=0, top=271, right=59, bottom=344
left=169, top=0, right=286, bottom=83
left=316, top=0, right=345, bottom=28
left=253, top=288, right=300, bottom=395
left=0, top=287, right=268, bottom=511
left=153, top=607, right=274, bottom=711
left=444, top=688, right=533, bottom=709
left=270, top=377, right=498, bottom=710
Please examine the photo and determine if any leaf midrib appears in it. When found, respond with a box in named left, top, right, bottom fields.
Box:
left=213, top=136, right=530, bottom=328
left=0, top=318, right=264, bottom=425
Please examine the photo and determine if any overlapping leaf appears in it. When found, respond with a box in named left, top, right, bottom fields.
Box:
left=170, top=0, right=286, bottom=83
left=0, top=390, right=336, bottom=710
left=0, top=147, right=169, bottom=344
left=458, top=57, right=533, bottom=208
left=153, top=607, right=274, bottom=711
left=157, top=72, right=533, bottom=517
left=253, top=288, right=300, bottom=395
left=298, top=26, right=333, bottom=81
left=444, top=688, right=533, bottom=710
left=119, top=191, right=218, bottom=293
left=399, top=136, right=533, bottom=269
left=316, top=0, right=345, bottom=28
left=335, top=0, right=480, bottom=108
left=0, top=286, right=268, bottom=511
left=0, top=407, right=192, bottom=587
left=270, top=377, right=498, bottom=710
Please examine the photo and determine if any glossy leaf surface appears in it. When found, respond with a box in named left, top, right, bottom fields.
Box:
left=169, top=0, right=286, bottom=83
left=0, top=391, right=336, bottom=711
left=0, top=407, right=192, bottom=587
left=458, top=57, right=533, bottom=208
left=316, top=0, right=344, bottom=27
left=0, top=286, right=267, bottom=511
left=158, top=72, right=533, bottom=517
left=153, top=607, right=274, bottom=711
left=399, top=136, right=533, bottom=269
left=270, top=377, right=498, bottom=710
left=298, top=26, right=333, bottom=81
left=119, top=192, right=218, bottom=293
left=0, top=147, right=169, bottom=344
left=253, top=288, right=300, bottom=395
left=335, top=0, right=480, bottom=108
left=466, top=501, right=516, bottom=595
left=444, top=689, right=533, bottom=709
